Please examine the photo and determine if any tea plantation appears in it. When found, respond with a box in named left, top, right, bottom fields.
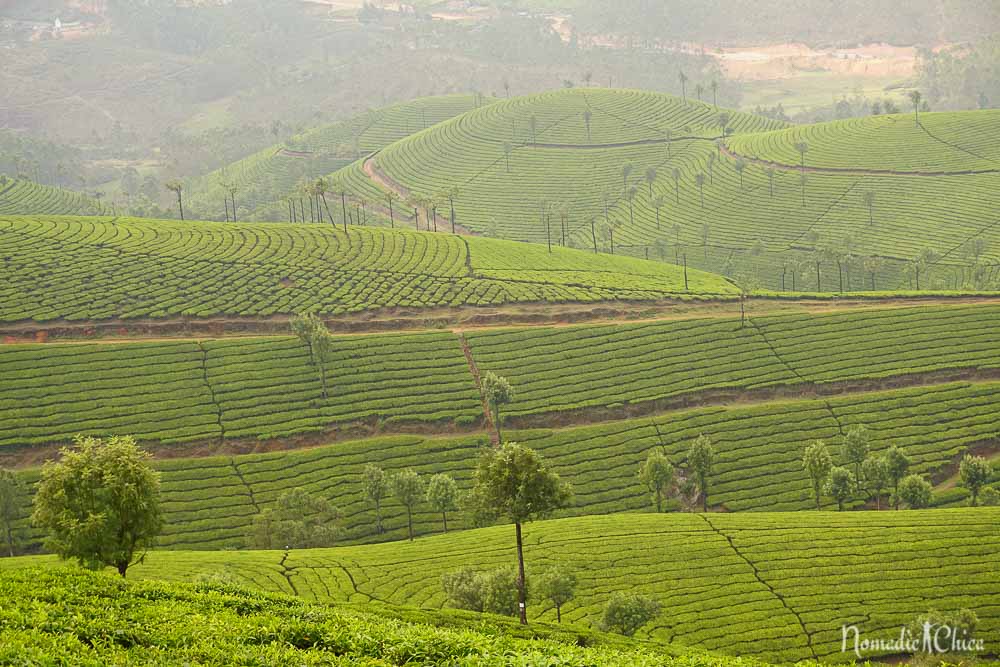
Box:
left=0, top=215, right=734, bottom=323
left=0, top=177, right=109, bottom=216
left=337, top=88, right=1000, bottom=291
left=5, top=511, right=998, bottom=664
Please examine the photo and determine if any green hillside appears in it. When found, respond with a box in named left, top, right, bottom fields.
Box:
left=5, top=511, right=998, bottom=664
left=0, top=567, right=749, bottom=667
left=727, top=110, right=1000, bottom=173
left=332, top=89, right=1000, bottom=292
left=184, top=95, right=487, bottom=222
left=7, top=379, right=999, bottom=550
left=0, top=215, right=733, bottom=323
left=0, top=176, right=109, bottom=216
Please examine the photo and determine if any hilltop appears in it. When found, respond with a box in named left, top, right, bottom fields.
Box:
left=5, top=510, right=998, bottom=664
left=329, top=88, right=1000, bottom=293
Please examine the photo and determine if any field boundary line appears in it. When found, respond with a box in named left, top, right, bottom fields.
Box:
left=699, top=514, right=818, bottom=660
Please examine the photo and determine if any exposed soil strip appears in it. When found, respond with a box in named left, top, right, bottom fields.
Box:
left=4, top=295, right=1000, bottom=342
left=457, top=332, right=497, bottom=443
left=719, top=143, right=1000, bottom=177
left=3, top=367, right=999, bottom=470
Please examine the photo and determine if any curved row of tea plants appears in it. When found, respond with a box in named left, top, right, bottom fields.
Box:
left=0, top=176, right=109, bottom=216
left=0, top=215, right=734, bottom=322
left=9, top=380, right=999, bottom=551
left=0, top=566, right=743, bottom=667
left=184, top=95, right=486, bottom=222
left=727, top=109, right=1000, bottom=173
left=8, top=511, right=997, bottom=664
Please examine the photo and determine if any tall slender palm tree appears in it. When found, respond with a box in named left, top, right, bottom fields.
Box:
left=909, top=90, right=923, bottom=126
left=165, top=181, right=184, bottom=220
left=645, top=167, right=657, bottom=199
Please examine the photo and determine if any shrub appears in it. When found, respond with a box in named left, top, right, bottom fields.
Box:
left=600, top=592, right=661, bottom=636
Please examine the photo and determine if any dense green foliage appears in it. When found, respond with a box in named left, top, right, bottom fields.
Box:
left=0, top=215, right=732, bottom=323
left=341, top=88, right=1000, bottom=290
left=0, top=177, right=108, bottom=216
left=0, top=566, right=760, bottom=666
left=6, top=510, right=998, bottom=663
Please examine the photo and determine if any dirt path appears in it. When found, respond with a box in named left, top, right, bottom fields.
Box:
left=719, top=143, right=1000, bottom=178
left=361, top=154, right=479, bottom=236
left=4, top=295, right=1000, bottom=342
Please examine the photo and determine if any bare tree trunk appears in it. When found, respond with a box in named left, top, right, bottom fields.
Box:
left=515, top=522, right=527, bottom=625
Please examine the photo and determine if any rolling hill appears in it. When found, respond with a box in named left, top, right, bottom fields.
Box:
left=183, top=95, right=489, bottom=222
left=0, top=176, right=110, bottom=216
left=6, top=510, right=999, bottom=664
left=329, top=88, right=1000, bottom=293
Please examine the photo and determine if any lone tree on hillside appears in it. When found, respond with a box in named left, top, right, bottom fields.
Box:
left=679, top=71, right=689, bottom=102
left=695, top=83, right=704, bottom=102
left=362, top=464, right=388, bottom=534
left=652, top=195, right=665, bottom=230
left=426, top=473, right=459, bottom=533
left=842, top=425, right=870, bottom=483
left=695, top=172, right=706, bottom=208
left=601, top=592, right=661, bottom=636
left=862, top=455, right=890, bottom=510
left=909, top=90, right=923, bottom=126
left=32, top=435, right=163, bottom=577
left=884, top=445, right=911, bottom=510
left=826, top=466, right=856, bottom=511
left=645, top=166, right=657, bottom=200
left=734, top=157, right=747, bottom=190
left=535, top=566, right=577, bottom=623
left=672, top=168, right=682, bottom=204
left=710, top=80, right=719, bottom=108
left=803, top=441, right=833, bottom=510
left=863, top=191, right=877, bottom=226
left=687, top=435, right=715, bottom=512
left=481, top=371, right=514, bottom=442
left=165, top=181, right=184, bottom=220
left=291, top=312, right=324, bottom=365
left=0, top=469, right=25, bottom=557
left=638, top=450, right=675, bottom=513
left=960, top=454, right=993, bottom=506
left=863, top=255, right=884, bottom=291
left=897, top=474, right=933, bottom=509
left=249, top=487, right=340, bottom=549
left=717, top=112, right=731, bottom=138
left=503, top=142, right=513, bottom=172
left=469, top=443, right=572, bottom=624
left=794, top=142, right=809, bottom=171
left=392, top=469, right=424, bottom=541
left=622, top=163, right=634, bottom=194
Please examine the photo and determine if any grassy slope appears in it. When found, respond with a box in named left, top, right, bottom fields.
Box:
left=337, top=88, right=1000, bottom=292
left=5, top=511, right=998, bottom=663
left=184, top=95, right=488, bottom=222
left=8, top=380, right=1000, bottom=551
left=0, top=215, right=733, bottom=323
left=3, top=304, right=998, bottom=449
left=0, top=177, right=109, bottom=216
left=0, top=567, right=757, bottom=667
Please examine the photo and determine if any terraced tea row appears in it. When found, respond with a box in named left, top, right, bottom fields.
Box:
left=727, top=110, right=1000, bottom=173
left=3, top=305, right=999, bottom=450
left=9, top=381, right=1000, bottom=551
left=0, top=332, right=482, bottom=449
left=0, top=216, right=731, bottom=322
left=344, top=89, right=1000, bottom=290
left=184, top=95, right=485, bottom=222
left=0, top=177, right=109, bottom=216
left=10, top=511, right=997, bottom=664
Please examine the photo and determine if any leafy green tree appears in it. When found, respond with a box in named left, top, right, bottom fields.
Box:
left=863, top=191, right=877, bottom=226
left=980, top=487, right=1000, bottom=506
left=621, top=163, right=634, bottom=194
left=481, top=371, right=514, bottom=442
left=885, top=445, right=911, bottom=510
left=897, top=474, right=933, bottom=509
left=687, top=435, right=715, bottom=512
left=909, top=90, right=923, bottom=125
left=601, top=592, right=661, bottom=636
left=645, top=166, right=657, bottom=200
left=652, top=195, right=665, bottom=230
left=249, top=487, right=340, bottom=549
left=825, top=466, right=855, bottom=511
left=638, top=451, right=674, bottom=513
left=392, top=469, right=424, bottom=542
left=442, top=567, right=484, bottom=611
left=862, top=455, right=890, bottom=510
left=734, top=157, right=747, bottom=190
left=803, top=440, right=833, bottom=510
left=842, top=425, right=870, bottom=482
left=959, top=454, right=993, bottom=506
left=312, top=328, right=335, bottom=399
left=362, top=464, right=388, bottom=534
left=426, top=473, right=459, bottom=532
left=290, top=312, right=323, bottom=365
left=794, top=142, right=809, bottom=170
left=534, top=566, right=577, bottom=623
left=480, top=565, right=521, bottom=616
left=0, top=469, right=25, bottom=557
left=469, top=443, right=572, bottom=624
left=32, top=435, right=163, bottom=577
